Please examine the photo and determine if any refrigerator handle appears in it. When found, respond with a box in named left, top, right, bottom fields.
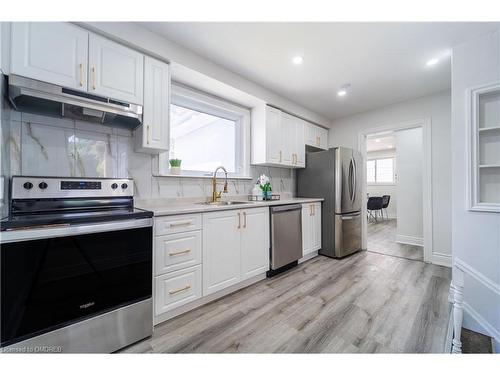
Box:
left=352, top=156, right=357, bottom=203
left=349, top=157, right=355, bottom=203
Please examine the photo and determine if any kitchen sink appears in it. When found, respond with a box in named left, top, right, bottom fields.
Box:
left=196, top=201, right=254, bottom=206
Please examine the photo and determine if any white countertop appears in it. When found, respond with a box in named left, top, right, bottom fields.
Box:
left=135, top=197, right=324, bottom=216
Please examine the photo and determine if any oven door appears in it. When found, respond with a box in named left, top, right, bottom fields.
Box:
left=1, top=218, right=152, bottom=347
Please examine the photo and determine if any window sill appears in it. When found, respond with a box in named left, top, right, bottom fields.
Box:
left=154, top=173, right=254, bottom=180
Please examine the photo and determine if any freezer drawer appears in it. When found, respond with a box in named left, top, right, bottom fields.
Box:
left=334, top=212, right=362, bottom=258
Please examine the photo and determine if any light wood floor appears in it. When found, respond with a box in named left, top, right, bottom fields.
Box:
left=122, top=251, right=451, bottom=353
left=367, top=219, right=423, bottom=261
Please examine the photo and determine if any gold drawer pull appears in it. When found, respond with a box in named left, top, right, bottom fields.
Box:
left=169, top=221, right=192, bottom=227
left=169, top=285, right=191, bottom=295
left=79, top=63, right=84, bottom=87
left=91, top=66, right=96, bottom=90
left=169, top=249, right=191, bottom=256
left=237, top=212, right=241, bottom=229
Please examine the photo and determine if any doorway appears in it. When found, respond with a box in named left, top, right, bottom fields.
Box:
left=358, top=119, right=433, bottom=263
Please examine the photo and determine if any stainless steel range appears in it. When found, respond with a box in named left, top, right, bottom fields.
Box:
left=0, top=176, right=153, bottom=353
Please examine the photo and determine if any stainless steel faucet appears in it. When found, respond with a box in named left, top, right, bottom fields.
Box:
left=211, top=166, right=228, bottom=202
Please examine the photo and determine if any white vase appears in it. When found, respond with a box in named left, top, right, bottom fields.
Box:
left=170, top=166, right=181, bottom=175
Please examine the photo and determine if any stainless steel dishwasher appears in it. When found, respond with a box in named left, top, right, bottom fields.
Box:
left=267, top=204, right=303, bottom=277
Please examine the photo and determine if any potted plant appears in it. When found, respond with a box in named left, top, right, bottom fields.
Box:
left=169, top=159, right=182, bottom=175
left=258, top=174, right=272, bottom=200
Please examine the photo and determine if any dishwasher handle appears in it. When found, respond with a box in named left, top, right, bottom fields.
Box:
left=270, top=204, right=303, bottom=213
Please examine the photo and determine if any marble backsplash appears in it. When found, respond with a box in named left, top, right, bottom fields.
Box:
left=0, top=106, right=296, bottom=201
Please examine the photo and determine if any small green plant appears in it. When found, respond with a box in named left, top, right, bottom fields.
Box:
left=169, top=159, right=182, bottom=167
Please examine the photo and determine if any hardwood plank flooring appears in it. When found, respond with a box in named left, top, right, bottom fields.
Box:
left=367, top=219, right=423, bottom=261
left=122, top=251, right=451, bottom=353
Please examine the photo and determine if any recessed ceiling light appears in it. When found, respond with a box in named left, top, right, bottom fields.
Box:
left=426, top=58, right=439, bottom=66
left=375, top=139, right=381, bottom=143
left=337, top=90, right=347, bottom=97
left=292, top=56, right=303, bottom=65
left=337, top=83, right=351, bottom=97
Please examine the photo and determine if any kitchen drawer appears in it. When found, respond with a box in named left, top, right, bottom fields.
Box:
left=154, top=213, right=202, bottom=236
left=155, top=231, right=202, bottom=275
left=154, top=265, right=202, bottom=316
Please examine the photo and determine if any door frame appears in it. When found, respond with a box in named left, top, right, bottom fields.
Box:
left=357, top=118, right=433, bottom=263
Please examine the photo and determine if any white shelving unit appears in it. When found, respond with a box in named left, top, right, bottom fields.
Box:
left=468, top=81, right=500, bottom=212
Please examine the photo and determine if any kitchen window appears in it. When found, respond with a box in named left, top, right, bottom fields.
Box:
left=367, top=158, right=395, bottom=184
left=158, top=84, right=251, bottom=178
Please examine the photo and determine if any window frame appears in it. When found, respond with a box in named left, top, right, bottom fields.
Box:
left=157, top=83, right=252, bottom=179
left=367, top=157, right=396, bottom=185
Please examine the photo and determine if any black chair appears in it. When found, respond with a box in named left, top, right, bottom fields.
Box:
left=382, top=195, right=391, bottom=220
left=367, top=197, right=384, bottom=222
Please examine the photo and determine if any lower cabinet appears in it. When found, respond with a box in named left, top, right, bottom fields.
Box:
left=203, top=207, right=270, bottom=296
left=302, top=202, right=322, bottom=256
left=154, top=265, right=202, bottom=316
left=153, top=207, right=270, bottom=322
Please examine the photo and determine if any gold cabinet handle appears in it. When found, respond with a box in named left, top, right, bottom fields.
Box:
left=146, top=125, right=150, bottom=145
left=79, top=63, right=84, bottom=87
left=169, top=249, right=191, bottom=256
left=279, top=150, right=282, bottom=163
left=243, top=212, right=247, bottom=228
left=169, top=221, right=192, bottom=228
left=169, top=285, right=191, bottom=295
left=91, top=67, right=96, bottom=90
left=237, top=212, right=241, bottom=229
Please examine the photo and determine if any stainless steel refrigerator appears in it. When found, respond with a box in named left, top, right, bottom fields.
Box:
left=297, top=147, right=363, bottom=258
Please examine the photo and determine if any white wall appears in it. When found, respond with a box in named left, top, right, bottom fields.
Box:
left=367, top=149, right=397, bottom=218
left=395, top=127, right=423, bottom=244
left=451, top=27, right=500, bottom=345
left=329, top=90, right=452, bottom=263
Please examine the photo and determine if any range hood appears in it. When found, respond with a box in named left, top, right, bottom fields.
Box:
left=7, top=75, right=143, bottom=129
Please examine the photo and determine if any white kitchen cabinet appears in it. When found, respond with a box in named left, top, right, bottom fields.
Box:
left=202, top=210, right=242, bottom=295
left=302, top=202, right=322, bottom=256
left=154, top=230, right=202, bottom=275
left=154, top=265, right=202, bottom=316
left=240, top=207, right=270, bottom=280
left=135, top=56, right=170, bottom=153
left=11, top=22, right=89, bottom=91
left=88, top=33, right=144, bottom=104
left=305, top=122, right=328, bottom=150
left=203, top=207, right=270, bottom=296
left=251, top=104, right=307, bottom=168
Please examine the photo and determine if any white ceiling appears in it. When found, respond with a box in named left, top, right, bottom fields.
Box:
left=140, top=22, right=499, bottom=121
left=367, top=134, right=396, bottom=152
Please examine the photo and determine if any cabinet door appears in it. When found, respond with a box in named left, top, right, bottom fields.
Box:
left=301, top=204, right=313, bottom=255
left=137, top=56, right=170, bottom=152
left=11, top=22, right=88, bottom=90
left=265, top=106, right=283, bottom=164
left=281, top=112, right=294, bottom=165
left=241, top=208, right=270, bottom=280
left=312, top=203, right=322, bottom=251
left=295, top=118, right=306, bottom=167
left=88, top=33, right=144, bottom=104
left=317, top=127, right=329, bottom=150
left=202, top=210, right=242, bottom=295
left=305, top=122, right=316, bottom=146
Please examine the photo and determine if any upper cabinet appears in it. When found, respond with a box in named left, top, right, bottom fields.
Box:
left=11, top=23, right=89, bottom=91
left=135, top=56, right=170, bottom=153
left=88, top=34, right=144, bottom=105
left=251, top=104, right=327, bottom=168
left=11, top=22, right=145, bottom=105
left=305, top=122, right=328, bottom=150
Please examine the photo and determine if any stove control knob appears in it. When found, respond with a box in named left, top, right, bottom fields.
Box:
left=23, top=182, right=33, bottom=190
left=38, top=182, right=48, bottom=190
left=121, top=183, right=128, bottom=189
left=111, top=183, right=118, bottom=189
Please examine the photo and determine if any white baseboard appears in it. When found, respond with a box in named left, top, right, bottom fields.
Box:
left=432, top=252, right=452, bottom=268
left=299, top=250, right=318, bottom=264
left=454, top=258, right=500, bottom=346
left=395, top=234, right=423, bottom=247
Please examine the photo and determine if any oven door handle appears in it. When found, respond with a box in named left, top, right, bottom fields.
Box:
left=0, top=218, right=153, bottom=244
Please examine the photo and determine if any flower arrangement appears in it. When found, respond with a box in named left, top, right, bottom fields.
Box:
left=258, top=174, right=272, bottom=200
